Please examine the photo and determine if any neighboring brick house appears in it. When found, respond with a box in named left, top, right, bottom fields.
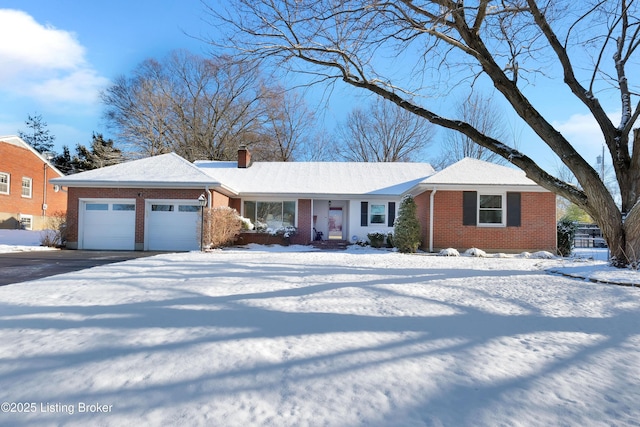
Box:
left=51, top=148, right=556, bottom=253
left=0, top=136, right=67, bottom=230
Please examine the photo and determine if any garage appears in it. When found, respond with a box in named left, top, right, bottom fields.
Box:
left=146, top=201, right=201, bottom=251
left=81, top=200, right=136, bottom=250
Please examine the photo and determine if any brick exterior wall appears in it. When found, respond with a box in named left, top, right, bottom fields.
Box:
left=229, top=198, right=242, bottom=213
left=66, top=187, right=229, bottom=249
left=293, top=199, right=312, bottom=245
left=427, top=190, right=556, bottom=253
left=0, top=141, right=67, bottom=229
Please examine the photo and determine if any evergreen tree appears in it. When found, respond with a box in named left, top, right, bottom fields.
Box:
left=73, top=133, right=125, bottom=172
left=393, top=195, right=421, bottom=253
left=18, top=113, right=56, bottom=153
left=51, top=134, right=124, bottom=174
left=52, top=146, right=74, bottom=175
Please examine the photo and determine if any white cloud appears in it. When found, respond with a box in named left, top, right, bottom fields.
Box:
left=552, top=111, right=621, bottom=162
left=27, top=69, right=109, bottom=105
left=0, top=9, right=106, bottom=105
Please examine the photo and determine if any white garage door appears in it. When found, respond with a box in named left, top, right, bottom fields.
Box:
left=81, top=200, right=136, bottom=250
left=146, top=202, right=201, bottom=251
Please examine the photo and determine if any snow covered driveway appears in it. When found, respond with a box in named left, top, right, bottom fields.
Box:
left=0, top=247, right=638, bottom=426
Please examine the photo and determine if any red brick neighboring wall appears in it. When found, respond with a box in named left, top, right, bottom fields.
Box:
left=66, top=187, right=229, bottom=247
left=0, top=142, right=67, bottom=229
left=428, top=190, right=556, bottom=253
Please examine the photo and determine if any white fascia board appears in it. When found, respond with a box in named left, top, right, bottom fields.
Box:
left=412, top=183, right=549, bottom=193
left=48, top=179, right=238, bottom=196
left=237, top=192, right=402, bottom=200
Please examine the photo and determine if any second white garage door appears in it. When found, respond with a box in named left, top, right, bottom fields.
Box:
left=146, top=201, right=201, bottom=251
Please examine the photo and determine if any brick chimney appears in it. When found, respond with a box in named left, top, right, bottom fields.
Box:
left=238, top=145, right=251, bottom=168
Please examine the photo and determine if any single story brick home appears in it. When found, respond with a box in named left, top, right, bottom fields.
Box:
left=50, top=147, right=556, bottom=252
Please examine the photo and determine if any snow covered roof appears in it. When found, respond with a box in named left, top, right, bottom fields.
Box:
left=195, top=161, right=436, bottom=197
left=49, top=153, right=544, bottom=196
left=420, top=158, right=543, bottom=189
left=51, top=152, right=227, bottom=190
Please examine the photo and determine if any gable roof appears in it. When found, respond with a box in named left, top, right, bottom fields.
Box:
left=0, top=135, right=65, bottom=177
left=419, top=158, right=543, bottom=189
left=51, top=152, right=229, bottom=191
left=195, top=161, right=436, bottom=197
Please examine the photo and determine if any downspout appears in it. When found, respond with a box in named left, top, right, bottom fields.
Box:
left=205, top=186, right=212, bottom=208
left=429, top=187, right=437, bottom=253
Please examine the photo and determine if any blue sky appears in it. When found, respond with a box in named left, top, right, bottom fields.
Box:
left=0, top=2, right=617, bottom=172
left=0, top=0, right=211, bottom=152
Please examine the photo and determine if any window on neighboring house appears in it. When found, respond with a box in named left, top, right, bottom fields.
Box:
left=21, top=177, right=32, bottom=198
left=243, top=200, right=295, bottom=229
left=370, top=204, right=386, bottom=225
left=0, top=172, right=9, bottom=194
left=20, top=215, right=33, bottom=230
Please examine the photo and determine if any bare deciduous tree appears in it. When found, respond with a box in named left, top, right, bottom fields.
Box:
left=102, top=50, right=318, bottom=162
left=211, top=0, right=640, bottom=267
left=436, top=93, right=508, bottom=168
left=258, top=87, right=318, bottom=161
left=335, top=98, right=435, bottom=162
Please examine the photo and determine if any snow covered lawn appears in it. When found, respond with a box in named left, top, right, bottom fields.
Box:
left=0, top=246, right=638, bottom=426
left=0, top=230, right=58, bottom=253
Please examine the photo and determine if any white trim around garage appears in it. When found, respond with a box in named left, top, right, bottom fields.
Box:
left=78, top=198, right=137, bottom=250
left=144, top=199, right=202, bottom=251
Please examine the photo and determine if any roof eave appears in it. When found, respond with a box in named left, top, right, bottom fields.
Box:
left=415, top=183, right=548, bottom=192
left=49, top=179, right=235, bottom=192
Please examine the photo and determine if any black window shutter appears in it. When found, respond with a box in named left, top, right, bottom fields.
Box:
left=507, top=192, right=521, bottom=227
left=463, top=191, right=477, bottom=226
left=361, top=202, right=368, bottom=226
left=388, top=202, right=396, bottom=226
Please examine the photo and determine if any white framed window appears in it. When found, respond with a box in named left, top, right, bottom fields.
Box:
left=20, top=214, right=33, bottom=230
left=0, top=172, right=9, bottom=194
left=370, top=204, right=386, bottom=225
left=478, top=194, right=505, bottom=226
left=21, top=177, right=32, bottom=198
left=243, top=200, right=296, bottom=229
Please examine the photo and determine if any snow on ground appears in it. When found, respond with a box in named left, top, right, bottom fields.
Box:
left=0, top=230, right=58, bottom=253
left=0, top=245, right=638, bottom=426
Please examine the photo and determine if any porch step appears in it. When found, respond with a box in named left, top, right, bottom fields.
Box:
left=310, top=239, right=350, bottom=250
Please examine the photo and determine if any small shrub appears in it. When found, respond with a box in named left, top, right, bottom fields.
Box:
left=385, top=232, right=394, bottom=248
left=39, top=210, right=67, bottom=247
left=530, top=251, right=556, bottom=259
left=367, top=232, right=386, bottom=248
left=240, top=216, right=254, bottom=230
left=557, top=217, right=577, bottom=257
left=464, top=247, right=487, bottom=257
left=439, top=248, right=460, bottom=257
left=203, top=207, right=243, bottom=249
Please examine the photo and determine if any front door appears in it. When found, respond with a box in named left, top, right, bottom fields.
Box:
left=328, top=207, right=343, bottom=240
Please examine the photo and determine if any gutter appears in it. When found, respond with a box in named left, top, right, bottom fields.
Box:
left=429, top=187, right=437, bottom=253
